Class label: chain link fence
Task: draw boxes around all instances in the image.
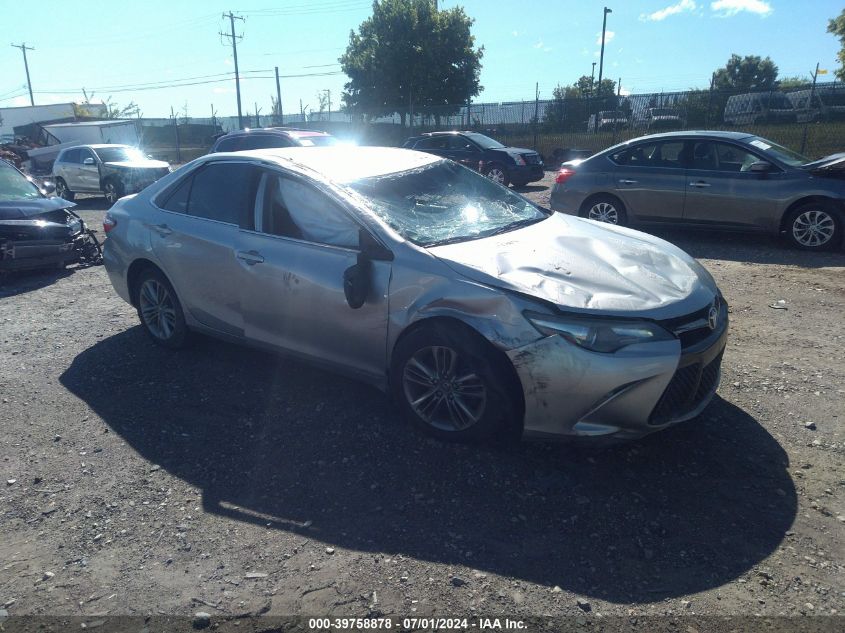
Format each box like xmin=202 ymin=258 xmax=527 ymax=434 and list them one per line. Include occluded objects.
xmin=137 ymin=82 xmax=845 ymax=164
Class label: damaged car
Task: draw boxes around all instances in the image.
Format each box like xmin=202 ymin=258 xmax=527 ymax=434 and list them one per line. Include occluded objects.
xmin=52 ymin=144 xmax=171 ymax=204
xmin=103 ymin=147 xmax=727 ymax=442
xmin=1 ymin=159 xmax=102 ymax=273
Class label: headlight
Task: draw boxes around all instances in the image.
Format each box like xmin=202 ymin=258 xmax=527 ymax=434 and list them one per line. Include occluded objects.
xmin=524 ymin=311 xmax=674 ymax=353
xmin=513 ymin=154 xmax=526 ymax=165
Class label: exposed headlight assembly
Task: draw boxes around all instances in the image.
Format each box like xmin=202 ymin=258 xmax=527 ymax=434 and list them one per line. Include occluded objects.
xmin=524 ymin=311 xmax=674 ymax=353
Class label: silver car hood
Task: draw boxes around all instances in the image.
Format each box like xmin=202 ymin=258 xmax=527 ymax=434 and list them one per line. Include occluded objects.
xmin=429 ymin=214 xmax=717 ymax=317
xmin=103 ymin=159 xmax=169 ymax=169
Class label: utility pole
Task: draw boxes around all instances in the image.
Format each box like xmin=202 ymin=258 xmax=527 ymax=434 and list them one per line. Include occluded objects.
xmin=170 ymin=106 xmax=181 ymax=163
xmin=220 ymin=12 xmax=245 ymax=129
xmin=801 ymin=62 xmax=821 ymax=155
xmin=11 ymin=43 xmax=35 ymax=106
xmin=533 ymin=82 xmax=539 ymax=150
xmin=596 ymin=7 xmax=612 ymax=131
xmin=300 ymin=99 xmax=305 ymax=124
xmin=274 ymin=66 xmax=283 ymax=125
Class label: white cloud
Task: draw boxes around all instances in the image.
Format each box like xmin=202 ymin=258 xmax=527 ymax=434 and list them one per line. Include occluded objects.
xmin=595 ymin=30 xmax=615 ymax=45
xmin=640 ymin=0 xmax=696 ymax=22
xmin=511 ymin=30 xmax=521 ymax=37
xmin=710 ymin=0 xmax=772 ymax=16
xmin=533 ymin=39 xmax=544 ymax=49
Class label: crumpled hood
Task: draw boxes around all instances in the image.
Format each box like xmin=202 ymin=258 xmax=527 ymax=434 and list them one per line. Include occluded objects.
xmin=429 ymin=214 xmax=718 ymax=318
xmin=802 ymin=152 xmax=845 ymax=172
xmin=104 ymin=159 xmax=169 ymax=169
xmin=0 ymin=196 xmax=76 ymax=220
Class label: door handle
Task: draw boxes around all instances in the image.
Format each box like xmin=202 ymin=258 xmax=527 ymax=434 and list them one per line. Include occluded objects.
xmin=236 ymin=250 xmax=265 ymax=265
xmin=618 ymin=179 xmax=638 ymax=185
xmin=145 ymin=223 xmax=173 ymax=236
xmin=689 ymin=181 xmax=711 ymax=188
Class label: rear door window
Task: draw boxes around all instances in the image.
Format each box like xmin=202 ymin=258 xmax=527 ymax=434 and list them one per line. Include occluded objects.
xmin=612 ymin=141 xmax=686 ymax=168
xmin=214 ymin=136 xmax=242 ymax=152
xmin=187 ymin=162 xmax=258 ymax=225
xmin=239 ymin=135 xmax=293 ymax=150
xmin=62 ymin=149 xmax=81 ymax=164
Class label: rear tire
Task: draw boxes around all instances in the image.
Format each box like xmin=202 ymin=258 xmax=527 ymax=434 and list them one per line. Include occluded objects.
xmin=581 ymin=194 xmax=628 ymax=226
xmin=134 ymin=268 xmax=189 ymax=349
xmin=391 ymin=322 xmax=519 ymax=443
xmin=55 ymin=178 xmax=75 ymax=201
xmin=784 ymin=201 xmax=841 ymax=251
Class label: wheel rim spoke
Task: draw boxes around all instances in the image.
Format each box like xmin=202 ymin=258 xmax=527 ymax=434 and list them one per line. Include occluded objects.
xmin=139 ymin=279 xmax=175 ymax=340
xmin=402 ymin=345 xmax=487 ymax=432
xmin=794 ymin=210 xmax=834 ymax=246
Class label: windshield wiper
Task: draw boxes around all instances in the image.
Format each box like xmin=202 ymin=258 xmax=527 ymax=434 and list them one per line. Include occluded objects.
xmin=481 ymin=216 xmax=546 ymax=238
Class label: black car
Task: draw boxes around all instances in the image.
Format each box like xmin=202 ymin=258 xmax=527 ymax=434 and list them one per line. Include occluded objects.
xmin=0 ymin=160 xmax=101 ymax=273
xmin=401 ymin=131 xmax=544 ymax=187
xmin=210 ymin=127 xmax=340 ymax=153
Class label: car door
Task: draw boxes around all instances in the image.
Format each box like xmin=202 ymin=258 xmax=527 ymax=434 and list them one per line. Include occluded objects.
xmin=446 ymin=135 xmax=482 ymax=169
xmin=237 ymin=169 xmax=391 ymax=378
xmin=58 ymin=148 xmax=82 ymax=189
xmin=77 ymin=147 xmax=101 ymax=192
xmin=611 ymin=139 xmax=688 ymax=222
xmin=681 ymin=140 xmax=783 ymax=228
xmin=414 ymin=136 xmax=451 ymax=160
xmin=150 ymin=160 xmax=258 ymax=337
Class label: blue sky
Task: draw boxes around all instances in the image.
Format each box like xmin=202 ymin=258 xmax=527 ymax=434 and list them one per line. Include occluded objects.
xmin=0 ymin=0 xmax=842 ymax=118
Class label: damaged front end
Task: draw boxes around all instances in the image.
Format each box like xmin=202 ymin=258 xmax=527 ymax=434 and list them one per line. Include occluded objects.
xmin=0 ymin=205 xmax=102 ymax=273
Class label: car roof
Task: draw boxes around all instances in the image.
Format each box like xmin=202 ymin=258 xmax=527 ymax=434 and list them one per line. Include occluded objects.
xmin=60 ymin=144 xmax=132 ymax=150
xmin=219 ymin=127 xmax=331 ymax=138
xmin=207 ymin=146 xmax=441 ymax=183
xmin=622 ymin=130 xmax=756 ymax=143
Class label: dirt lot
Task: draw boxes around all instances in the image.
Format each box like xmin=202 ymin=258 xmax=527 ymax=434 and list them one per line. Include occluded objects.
xmin=1 ymin=176 xmax=844 ymax=630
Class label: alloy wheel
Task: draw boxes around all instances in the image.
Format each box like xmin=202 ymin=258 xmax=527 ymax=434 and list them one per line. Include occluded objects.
xmin=402 ymin=345 xmax=487 ymax=432
xmin=792 ymin=209 xmax=835 ymax=247
xmin=588 ymin=202 xmax=619 ymax=224
xmin=139 ymin=279 xmax=177 ymax=341
xmin=56 ymin=180 xmax=69 ymax=199
xmin=104 ymin=182 xmax=119 ymax=204
xmin=486 ymin=168 xmax=506 ymax=185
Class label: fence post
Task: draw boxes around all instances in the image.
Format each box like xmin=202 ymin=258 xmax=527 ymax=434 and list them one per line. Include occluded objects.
xmin=533 ymin=83 xmax=539 ymax=151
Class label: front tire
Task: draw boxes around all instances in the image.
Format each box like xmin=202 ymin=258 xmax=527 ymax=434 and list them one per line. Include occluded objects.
xmin=391 ymin=322 xmax=519 ymax=442
xmin=55 ymin=178 xmax=75 ymax=201
xmin=581 ymin=194 xmax=628 ymax=226
xmin=135 ymin=268 xmax=188 ymax=349
xmin=103 ymin=179 xmax=125 ymax=205
xmin=485 ymin=164 xmax=510 ymax=187
xmin=785 ymin=202 xmax=841 ymax=251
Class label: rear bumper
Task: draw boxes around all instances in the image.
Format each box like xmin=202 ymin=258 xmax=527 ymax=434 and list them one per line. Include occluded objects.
xmin=508 ymin=308 xmax=728 ymax=441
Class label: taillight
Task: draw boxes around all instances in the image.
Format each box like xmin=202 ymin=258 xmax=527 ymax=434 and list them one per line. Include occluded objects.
xmin=555 ymin=168 xmax=576 ymax=184
xmin=103 ymin=214 xmax=117 ymax=233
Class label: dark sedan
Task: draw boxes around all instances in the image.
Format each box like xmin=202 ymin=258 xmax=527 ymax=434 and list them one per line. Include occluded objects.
xmin=550 ymin=131 xmax=845 ymax=251
xmin=0 ymin=160 xmax=101 ymax=273
xmin=402 ymin=131 xmax=544 ymax=187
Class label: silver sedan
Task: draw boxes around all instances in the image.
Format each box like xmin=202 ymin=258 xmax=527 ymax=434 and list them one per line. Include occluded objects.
xmin=103 ymin=147 xmax=728 ymax=442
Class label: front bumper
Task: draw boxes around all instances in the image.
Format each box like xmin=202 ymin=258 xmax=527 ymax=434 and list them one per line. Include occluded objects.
xmin=0 ymin=237 xmax=80 ymax=272
xmin=508 ymin=306 xmax=728 ymax=441
xmin=509 ymin=164 xmax=545 ymax=184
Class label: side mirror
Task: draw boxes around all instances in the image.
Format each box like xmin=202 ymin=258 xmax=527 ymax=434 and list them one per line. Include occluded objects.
xmin=749 ymin=160 xmax=773 ymax=173
xmin=83 ymin=157 xmax=95 ymax=166
xmin=343 ymin=253 xmax=372 ymax=309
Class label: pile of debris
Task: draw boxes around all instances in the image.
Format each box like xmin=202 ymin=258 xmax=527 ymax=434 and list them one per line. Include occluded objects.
xmin=0 ymin=138 xmax=42 ymax=169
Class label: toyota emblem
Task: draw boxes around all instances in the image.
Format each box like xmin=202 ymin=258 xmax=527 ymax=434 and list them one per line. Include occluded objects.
xmin=707 ymin=304 xmax=719 ymax=330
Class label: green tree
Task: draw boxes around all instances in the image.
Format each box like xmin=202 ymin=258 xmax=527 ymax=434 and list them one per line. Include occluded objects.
xmin=339 ymin=0 xmax=483 ymax=125
xmin=712 ymin=54 xmax=779 ymax=92
xmin=828 ymin=9 xmax=845 ymax=80
xmin=543 ymin=76 xmax=617 ymax=131
xmin=778 ymin=75 xmax=812 ymax=90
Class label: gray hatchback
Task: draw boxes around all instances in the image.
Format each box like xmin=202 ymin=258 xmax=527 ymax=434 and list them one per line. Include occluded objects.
xmin=550 ymin=131 xmax=845 ymax=251
xmin=103 ymin=147 xmax=727 ymax=443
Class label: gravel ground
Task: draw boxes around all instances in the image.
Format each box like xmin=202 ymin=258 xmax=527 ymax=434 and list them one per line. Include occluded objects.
xmin=1 ymin=180 xmax=843 ymax=629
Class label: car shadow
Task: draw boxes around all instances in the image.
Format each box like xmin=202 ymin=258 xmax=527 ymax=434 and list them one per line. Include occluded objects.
xmin=0 ymin=267 xmax=74 ymax=297
xmin=639 ymin=227 xmax=844 ymax=267
xmin=513 ymin=184 xmax=547 ymax=193
xmin=59 ymin=328 xmax=797 ymax=603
